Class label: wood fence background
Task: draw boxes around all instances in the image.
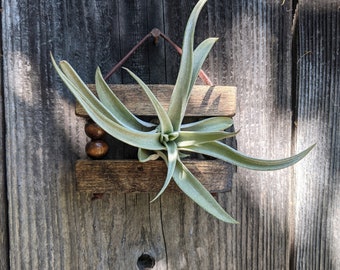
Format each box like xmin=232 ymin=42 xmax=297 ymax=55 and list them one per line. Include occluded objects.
xmin=1 ymin=0 xmax=339 ymax=269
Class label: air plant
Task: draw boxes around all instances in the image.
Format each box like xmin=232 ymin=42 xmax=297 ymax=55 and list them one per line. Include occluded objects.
xmin=51 ymin=0 xmax=314 ymax=223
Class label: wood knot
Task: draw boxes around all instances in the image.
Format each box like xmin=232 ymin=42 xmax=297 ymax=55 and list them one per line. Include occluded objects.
xmin=137 ymin=253 xmax=155 ymax=270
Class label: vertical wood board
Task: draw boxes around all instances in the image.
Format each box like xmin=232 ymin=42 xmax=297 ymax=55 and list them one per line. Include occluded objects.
xmin=224 ymin=1 xmax=295 ymax=268
xmin=294 ymin=2 xmax=340 ymax=269
xmin=0 ymin=2 xmax=9 ymax=268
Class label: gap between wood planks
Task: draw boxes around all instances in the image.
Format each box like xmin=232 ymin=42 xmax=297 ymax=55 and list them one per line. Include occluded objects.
xmin=289 ymin=1 xmax=300 ymax=269
xmin=0 ymin=1 xmax=10 ymax=268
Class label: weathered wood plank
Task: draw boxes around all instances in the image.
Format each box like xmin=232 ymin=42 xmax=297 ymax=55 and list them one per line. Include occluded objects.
xmin=116 ymin=0 xmax=170 ymax=84
xmin=0 ymin=2 xmax=9 ymax=267
xmin=76 ymin=159 xmax=233 ymax=193
xmin=222 ymin=0 xmax=294 ymax=268
xmin=75 ymin=84 xmax=237 ymax=117
xmin=293 ymin=2 xmax=340 ymax=269
xmin=0 ymin=113 xmax=8 ymax=268
xmin=2 ymin=1 xmax=122 ymax=269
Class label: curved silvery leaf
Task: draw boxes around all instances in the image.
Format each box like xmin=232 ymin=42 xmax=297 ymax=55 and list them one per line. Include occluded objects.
xmin=176 ymin=130 xmax=238 ymax=147
xmin=150 ymin=141 xmax=178 ymax=203
xmin=181 ymin=117 xmax=234 ymax=132
xmin=123 ymin=67 xmax=174 ymax=135
xmin=168 ymin=0 xmax=208 ymax=131
xmin=173 ymin=159 xmax=238 ymax=224
xmin=58 ymin=59 xmax=134 ymax=129
xmin=188 ymin=37 xmax=218 ymax=99
xmin=95 ymin=67 xmax=155 ymax=130
xmin=137 ymin=148 xmax=159 ymax=162
xmin=182 ymin=141 xmax=316 ymax=171
xmin=51 ymin=55 xmax=165 ymax=150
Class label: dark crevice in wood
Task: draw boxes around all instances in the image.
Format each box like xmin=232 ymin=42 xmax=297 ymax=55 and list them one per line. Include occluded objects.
xmin=289 ymin=1 xmax=299 ymax=269
xmin=291 ymin=1 xmax=299 ymax=148
xmin=159 ymin=199 xmax=169 ymax=268
xmin=0 ymin=0 xmax=10 ymax=268
xmin=291 ymin=0 xmax=299 ymax=144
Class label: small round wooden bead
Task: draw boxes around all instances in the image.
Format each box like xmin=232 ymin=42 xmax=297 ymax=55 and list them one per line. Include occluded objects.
xmin=85 ymin=140 xmax=109 ymax=158
xmin=85 ymin=122 xmax=106 ymax=139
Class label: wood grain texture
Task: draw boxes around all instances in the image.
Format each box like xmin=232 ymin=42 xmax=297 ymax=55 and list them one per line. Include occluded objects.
xmin=75 ymin=84 xmax=237 ymax=117
xmin=293 ymin=1 xmax=340 ymax=269
xmin=206 ymin=1 xmax=295 ymax=269
xmin=3 ymin=0 xmax=338 ymax=269
xmin=76 ymin=160 xmax=233 ymax=193
xmin=0 ymin=2 xmax=9 ymax=267
xmin=0 ymin=100 xmax=8 ymax=269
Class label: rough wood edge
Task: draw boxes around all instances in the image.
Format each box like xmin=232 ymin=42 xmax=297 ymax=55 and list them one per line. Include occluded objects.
xmin=76 ymin=84 xmax=237 ymax=117
xmin=76 ymin=159 xmax=233 ymax=193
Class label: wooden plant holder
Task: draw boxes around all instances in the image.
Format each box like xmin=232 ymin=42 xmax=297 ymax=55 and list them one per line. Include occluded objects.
xmin=75 ymin=84 xmax=237 ymax=194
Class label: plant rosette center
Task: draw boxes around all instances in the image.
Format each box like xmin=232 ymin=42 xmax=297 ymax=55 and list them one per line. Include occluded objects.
xmin=160 ymin=131 xmax=179 ymax=144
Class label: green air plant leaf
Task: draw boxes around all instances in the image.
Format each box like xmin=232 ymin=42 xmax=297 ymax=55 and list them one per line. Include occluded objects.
xmin=173 ymin=158 xmax=238 ymax=224
xmin=138 ymin=148 xmax=159 ymax=162
xmin=150 ymin=141 xmax=178 ymax=203
xmin=182 ymin=141 xmax=316 ymax=171
xmin=122 ymin=67 xmax=174 ymax=135
xmin=167 ymin=0 xmax=209 ymax=131
xmin=52 ymin=0 xmax=314 ymax=224
xmin=51 ymin=55 xmax=164 ymax=150
xmin=176 ymin=130 xmax=238 ymax=147
xmin=59 ymin=58 xmax=154 ymax=131
xmin=189 ymin=37 xmax=218 ymax=98
xmin=180 ymin=117 xmax=234 ymax=131
xmin=95 ymin=67 xmax=156 ymax=130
